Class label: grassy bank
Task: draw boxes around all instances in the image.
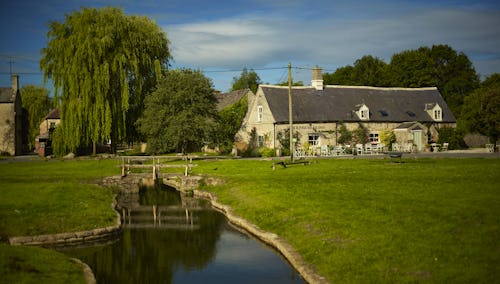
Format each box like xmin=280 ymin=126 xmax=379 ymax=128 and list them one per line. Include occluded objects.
xmin=193 ymin=158 xmax=500 ymax=283
xmin=0 ymin=159 xmax=119 ymax=238
xmin=0 ymin=244 xmax=86 ymax=283
xmin=1 ymin=157 xmax=499 ymax=283
xmin=0 ymin=158 xmax=122 ymax=283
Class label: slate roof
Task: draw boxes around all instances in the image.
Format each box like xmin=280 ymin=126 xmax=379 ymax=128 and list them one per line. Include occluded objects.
xmin=216 ymin=89 xmax=250 ymax=111
xmin=45 ymin=108 xmax=60 ymax=119
xmin=261 ymin=85 xmax=456 ymax=124
xmin=0 ymin=87 xmax=14 ymax=103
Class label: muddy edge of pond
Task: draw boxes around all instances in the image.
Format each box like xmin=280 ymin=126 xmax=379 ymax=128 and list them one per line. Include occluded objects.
xmin=194 ymin=189 xmax=329 ymax=284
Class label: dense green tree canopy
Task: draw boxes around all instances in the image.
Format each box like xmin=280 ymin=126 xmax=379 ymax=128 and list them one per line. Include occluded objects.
xmin=460 ymin=73 xmax=500 ymax=144
xmin=323 ymin=45 xmax=479 ymax=118
xmin=323 ymin=65 xmax=355 ymax=85
xmin=230 ymin=68 xmax=262 ymax=93
xmin=20 ymin=85 xmax=51 ymax=150
xmin=323 ymin=56 xmax=387 ymax=86
xmin=387 ymin=45 xmax=479 ymax=116
xmin=40 ymin=6 xmax=171 ymax=154
xmin=137 ymin=69 xmax=218 ymax=154
xmin=277 ymin=80 xmax=304 ymax=86
xmin=216 ymin=96 xmax=247 ymax=153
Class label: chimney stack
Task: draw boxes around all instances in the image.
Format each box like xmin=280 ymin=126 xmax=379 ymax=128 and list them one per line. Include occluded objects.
xmin=311 ymin=66 xmax=323 ymax=90
xmin=11 ymin=74 xmax=19 ymax=94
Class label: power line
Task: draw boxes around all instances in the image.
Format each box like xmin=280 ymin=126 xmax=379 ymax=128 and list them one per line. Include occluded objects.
xmin=0 ymin=65 xmax=331 ymax=77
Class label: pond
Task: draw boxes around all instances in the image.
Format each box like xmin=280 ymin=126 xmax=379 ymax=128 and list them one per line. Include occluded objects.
xmin=62 ymin=186 xmax=305 ymax=283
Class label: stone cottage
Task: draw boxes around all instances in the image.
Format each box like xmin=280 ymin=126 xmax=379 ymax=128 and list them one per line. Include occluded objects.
xmin=0 ymin=75 xmax=24 ymax=155
xmin=35 ymin=107 xmax=61 ymax=156
xmin=236 ymin=68 xmax=456 ymax=153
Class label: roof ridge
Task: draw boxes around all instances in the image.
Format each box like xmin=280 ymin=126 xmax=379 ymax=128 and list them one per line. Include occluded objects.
xmin=260 ymin=84 xmax=438 ymax=91
xmin=326 ymin=85 xmax=438 ymax=91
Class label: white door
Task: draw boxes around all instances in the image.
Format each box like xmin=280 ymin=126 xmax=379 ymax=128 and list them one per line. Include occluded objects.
xmin=412 ymin=130 xmax=423 ymax=152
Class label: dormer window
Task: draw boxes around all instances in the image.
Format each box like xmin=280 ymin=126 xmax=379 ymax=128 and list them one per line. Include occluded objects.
xmin=434 ymin=109 xmax=441 ymax=120
xmin=425 ymin=103 xmax=442 ymax=121
xmin=356 ymin=104 xmax=370 ymax=121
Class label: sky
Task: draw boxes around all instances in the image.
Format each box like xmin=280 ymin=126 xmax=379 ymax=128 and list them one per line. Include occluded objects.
xmin=1 ymin=0 xmax=499 ymax=93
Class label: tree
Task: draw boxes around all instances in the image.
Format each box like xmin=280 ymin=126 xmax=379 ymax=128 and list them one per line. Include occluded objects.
xmin=351 ymin=56 xmax=388 ymax=86
xmin=323 ymin=65 xmax=355 ymax=85
xmin=20 ymin=85 xmax=51 ymax=150
xmin=216 ymin=96 xmax=248 ymax=153
xmin=460 ymin=74 xmax=500 ymax=146
xmin=277 ymin=80 xmax=304 ymax=86
xmin=137 ymin=69 xmax=218 ymax=154
xmin=40 ymin=6 xmax=171 ymax=155
xmin=230 ymin=68 xmax=261 ymax=93
xmin=323 ymin=56 xmax=387 ymax=86
xmin=386 ymin=45 xmax=479 ymax=117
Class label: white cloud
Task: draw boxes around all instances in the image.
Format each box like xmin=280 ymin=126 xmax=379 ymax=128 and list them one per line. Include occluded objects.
xmin=163 ymin=4 xmax=500 ymax=89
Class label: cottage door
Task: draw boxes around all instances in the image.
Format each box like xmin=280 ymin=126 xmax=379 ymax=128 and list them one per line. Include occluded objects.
xmin=412 ymin=130 xmax=423 ymax=152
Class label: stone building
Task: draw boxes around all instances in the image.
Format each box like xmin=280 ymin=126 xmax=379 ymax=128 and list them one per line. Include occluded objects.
xmin=35 ymin=108 xmax=61 ymax=156
xmin=0 ymin=75 xmax=24 ymax=155
xmin=236 ymin=68 xmax=456 ymax=154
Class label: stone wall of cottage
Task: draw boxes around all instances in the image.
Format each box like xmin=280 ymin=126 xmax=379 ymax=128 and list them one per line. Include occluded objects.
xmin=270 ymin=121 xmax=456 ymax=151
xmin=39 ymin=118 xmax=61 ymax=136
xmin=0 ymin=103 xmax=16 ymax=155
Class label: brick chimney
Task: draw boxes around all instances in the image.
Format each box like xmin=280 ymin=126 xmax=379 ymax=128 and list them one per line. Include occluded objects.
xmin=11 ymin=74 xmax=19 ymax=94
xmin=311 ymin=66 xmax=323 ymax=90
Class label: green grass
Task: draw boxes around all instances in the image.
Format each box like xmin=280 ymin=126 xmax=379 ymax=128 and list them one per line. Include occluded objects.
xmin=0 ymin=159 xmax=120 ymax=237
xmin=0 ymin=158 xmax=121 ymax=284
xmin=0 ymin=244 xmax=86 ymax=283
xmin=193 ymin=158 xmax=500 ymax=283
xmin=1 ymin=157 xmax=499 ymax=283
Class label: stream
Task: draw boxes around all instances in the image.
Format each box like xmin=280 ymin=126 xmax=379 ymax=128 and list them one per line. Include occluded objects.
xmin=62 ymin=185 xmax=305 ymax=283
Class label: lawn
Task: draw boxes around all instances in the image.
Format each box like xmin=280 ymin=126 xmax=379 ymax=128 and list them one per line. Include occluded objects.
xmin=0 ymin=158 xmax=120 ymax=237
xmin=0 ymin=243 xmax=86 ymax=284
xmin=0 ymin=157 xmax=499 ymax=283
xmin=192 ymin=158 xmax=500 ymax=283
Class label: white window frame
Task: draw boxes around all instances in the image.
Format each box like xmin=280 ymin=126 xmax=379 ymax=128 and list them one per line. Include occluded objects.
xmin=434 ymin=109 xmax=442 ymax=121
xmin=257 ymin=105 xmax=263 ymax=122
xmin=369 ymin=132 xmax=380 ymax=143
xmin=257 ymin=135 xmax=265 ymax=147
xmin=308 ymin=134 xmax=320 ymax=146
xmin=357 ymin=104 xmax=370 ymax=121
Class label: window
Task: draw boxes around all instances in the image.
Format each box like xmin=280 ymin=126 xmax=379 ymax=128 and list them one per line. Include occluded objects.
xmin=357 ymin=104 xmax=370 ymax=120
xmin=361 ymin=110 xmax=368 ymax=119
xmin=369 ymin=132 xmax=380 ymax=143
xmin=425 ymin=103 xmax=442 ymax=121
xmin=258 ymin=135 xmax=265 ymax=147
xmin=406 ymin=110 xmax=416 ymax=117
xmin=49 ymin=122 xmax=56 ymax=129
xmin=434 ymin=109 xmax=442 ymax=120
xmin=257 ymin=105 xmax=263 ymax=122
xmin=308 ymin=134 xmax=320 ymax=146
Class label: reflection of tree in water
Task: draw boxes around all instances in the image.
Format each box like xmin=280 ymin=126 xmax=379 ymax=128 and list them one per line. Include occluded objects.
xmin=67 ymin=186 xmax=225 ymax=284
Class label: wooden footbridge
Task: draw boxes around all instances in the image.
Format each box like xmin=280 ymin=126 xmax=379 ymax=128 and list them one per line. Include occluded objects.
xmin=120 ymin=155 xmax=197 ymax=179
xmin=116 ymin=155 xmax=214 ymax=230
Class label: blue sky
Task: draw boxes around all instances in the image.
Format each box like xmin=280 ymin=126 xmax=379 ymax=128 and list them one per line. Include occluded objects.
xmin=1 ymin=0 xmax=499 ymax=93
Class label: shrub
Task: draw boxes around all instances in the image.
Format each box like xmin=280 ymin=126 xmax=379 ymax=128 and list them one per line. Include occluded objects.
xmin=438 ymin=127 xmax=466 ymax=149
xmin=258 ymin=147 xmax=276 ymax=157
xmin=337 ymin=124 xmax=352 ymax=145
xmin=380 ymin=129 xmax=396 ymax=149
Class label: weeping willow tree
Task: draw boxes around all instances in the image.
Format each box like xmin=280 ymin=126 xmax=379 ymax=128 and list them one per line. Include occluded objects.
xmin=40 ymin=7 xmax=171 ymax=155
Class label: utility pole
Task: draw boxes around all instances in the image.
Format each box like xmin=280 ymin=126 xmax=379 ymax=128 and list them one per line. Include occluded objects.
xmin=8 ymin=56 xmax=14 ymax=75
xmin=288 ymin=63 xmax=294 ymax=162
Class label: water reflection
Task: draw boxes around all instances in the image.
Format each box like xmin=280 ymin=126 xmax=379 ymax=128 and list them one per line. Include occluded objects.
xmin=64 ymin=186 xmax=304 ymax=284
